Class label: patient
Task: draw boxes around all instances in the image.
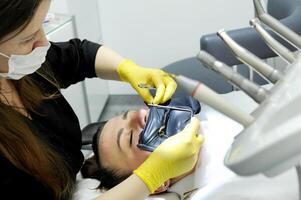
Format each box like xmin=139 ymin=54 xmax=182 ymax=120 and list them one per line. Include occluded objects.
xmin=81 ymin=96 xmax=234 ymax=199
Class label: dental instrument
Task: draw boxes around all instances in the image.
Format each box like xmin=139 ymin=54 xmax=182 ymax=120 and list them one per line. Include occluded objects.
xmin=197 ymin=50 xmax=270 ymax=103
xmin=253 ymin=0 xmax=301 ymax=50
xmin=138 ymin=83 xmax=156 ymax=90
xmin=250 ymin=18 xmax=297 ymax=64
xmin=146 ymin=104 xmax=194 ymax=118
xmin=174 ymin=75 xmax=254 ymax=127
xmin=217 ymin=29 xmax=283 ymax=83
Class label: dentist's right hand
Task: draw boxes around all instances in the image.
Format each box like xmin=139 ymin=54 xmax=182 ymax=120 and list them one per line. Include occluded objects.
xmin=133 ymin=117 xmax=204 ymax=193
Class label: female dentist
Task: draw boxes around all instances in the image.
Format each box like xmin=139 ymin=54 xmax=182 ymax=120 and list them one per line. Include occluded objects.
xmin=0 ymin=0 xmax=204 ymax=199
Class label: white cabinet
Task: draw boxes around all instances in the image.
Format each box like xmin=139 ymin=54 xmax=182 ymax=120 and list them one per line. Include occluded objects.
xmin=45 ymin=14 xmax=109 ymax=128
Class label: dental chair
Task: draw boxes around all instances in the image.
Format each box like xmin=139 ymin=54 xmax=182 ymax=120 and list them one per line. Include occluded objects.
xmin=164 ymin=0 xmax=301 ymax=97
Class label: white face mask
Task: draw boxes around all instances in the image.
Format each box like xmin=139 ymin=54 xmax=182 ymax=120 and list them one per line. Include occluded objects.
xmin=0 ymin=43 xmax=51 ymax=80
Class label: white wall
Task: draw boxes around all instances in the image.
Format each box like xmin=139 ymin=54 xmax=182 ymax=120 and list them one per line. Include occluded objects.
xmin=49 ymin=0 xmax=109 ymax=125
xmin=49 ymin=0 xmax=102 ymax=43
xmin=50 ymin=0 xmax=255 ymax=95
xmin=48 ymin=0 xmax=68 ymax=14
xmin=97 ymin=0 xmax=254 ymax=94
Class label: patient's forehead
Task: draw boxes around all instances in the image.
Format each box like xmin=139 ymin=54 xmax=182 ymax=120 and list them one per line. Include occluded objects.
xmin=98 ymin=116 xmax=131 ymax=172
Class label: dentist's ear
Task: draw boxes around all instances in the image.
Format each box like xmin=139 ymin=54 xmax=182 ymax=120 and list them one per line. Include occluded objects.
xmin=153 ymin=180 xmax=171 ymax=194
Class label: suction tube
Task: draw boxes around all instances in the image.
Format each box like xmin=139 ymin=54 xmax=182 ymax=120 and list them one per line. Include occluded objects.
xmin=217 ymin=29 xmax=283 ymax=84
xmin=250 ymin=18 xmax=296 ymax=64
xmin=253 ymin=0 xmax=301 ymax=50
xmin=197 ymin=50 xmax=270 ymax=103
xmin=174 ymin=75 xmax=254 ymax=127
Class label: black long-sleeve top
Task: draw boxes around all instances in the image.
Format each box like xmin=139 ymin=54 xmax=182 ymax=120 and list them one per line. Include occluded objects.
xmin=0 ymin=39 xmax=101 ymax=199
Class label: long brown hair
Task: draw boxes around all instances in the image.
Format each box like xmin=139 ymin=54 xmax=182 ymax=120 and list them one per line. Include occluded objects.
xmin=0 ymin=1 xmax=74 ymax=199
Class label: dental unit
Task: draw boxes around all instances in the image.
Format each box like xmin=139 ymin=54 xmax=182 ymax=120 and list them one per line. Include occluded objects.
xmin=197 ymin=50 xmax=269 ymax=104
xmin=172 ymin=0 xmax=301 ymax=199
xmin=253 ymin=0 xmax=301 ymax=50
xmin=250 ymin=18 xmax=297 ymax=64
xmin=217 ymin=29 xmax=283 ymax=84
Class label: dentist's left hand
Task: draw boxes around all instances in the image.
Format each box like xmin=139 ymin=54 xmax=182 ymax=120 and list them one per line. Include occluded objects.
xmin=117 ymin=59 xmax=177 ymax=104
xmin=133 ymin=117 xmax=204 ymax=193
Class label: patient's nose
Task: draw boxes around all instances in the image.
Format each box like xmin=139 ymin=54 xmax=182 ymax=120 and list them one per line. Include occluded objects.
xmin=137 ymin=109 xmax=148 ymax=128
xmin=128 ymin=110 xmax=146 ymax=130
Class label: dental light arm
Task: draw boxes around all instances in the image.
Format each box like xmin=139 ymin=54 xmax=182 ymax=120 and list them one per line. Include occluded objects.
xmin=253 ymin=0 xmax=301 ymax=50
xmin=197 ymin=50 xmax=270 ymax=103
xmin=250 ymin=18 xmax=297 ymax=64
xmin=174 ymin=75 xmax=254 ymax=127
xmin=217 ymin=29 xmax=283 ymax=84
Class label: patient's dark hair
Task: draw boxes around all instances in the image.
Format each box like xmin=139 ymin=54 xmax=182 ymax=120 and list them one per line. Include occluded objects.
xmin=81 ymin=121 xmax=131 ymax=190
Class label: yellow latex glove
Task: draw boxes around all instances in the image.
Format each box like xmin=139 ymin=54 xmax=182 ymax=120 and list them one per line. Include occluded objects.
xmin=117 ymin=59 xmax=177 ymax=104
xmin=133 ymin=117 xmax=204 ymax=193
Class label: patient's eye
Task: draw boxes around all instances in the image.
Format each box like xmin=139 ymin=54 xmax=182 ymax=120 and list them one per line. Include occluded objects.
xmin=122 ymin=110 xmax=129 ymax=120
xmin=129 ymin=131 xmax=133 ymax=147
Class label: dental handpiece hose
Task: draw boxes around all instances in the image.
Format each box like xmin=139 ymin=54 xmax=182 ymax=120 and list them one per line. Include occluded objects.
xmin=250 ymin=18 xmax=296 ymax=64
xmin=218 ymin=29 xmax=283 ymax=84
xmin=197 ymin=51 xmax=270 ymax=104
xmin=175 ymin=75 xmax=254 ymax=127
xmin=253 ymin=0 xmax=301 ymax=50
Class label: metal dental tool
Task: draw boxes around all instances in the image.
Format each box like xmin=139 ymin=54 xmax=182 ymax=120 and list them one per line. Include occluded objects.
xmin=147 ymin=104 xmax=194 ymax=118
xmin=250 ymin=18 xmax=297 ymax=64
xmin=138 ymin=83 xmax=157 ymax=90
xmin=217 ymin=29 xmax=284 ymax=84
xmin=174 ymin=75 xmax=254 ymax=127
xmin=253 ymin=0 xmax=301 ymax=50
xmin=138 ymin=83 xmax=157 ymax=98
xmin=197 ymin=50 xmax=270 ymax=104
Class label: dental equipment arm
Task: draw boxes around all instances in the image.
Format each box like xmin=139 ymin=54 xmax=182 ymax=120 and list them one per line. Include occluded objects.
xmin=197 ymin=50 xmax=269 ymax=103
xmin=225 ymin=57 xmax=301 ymax=178
xmin=200 ymin=0 xmax=301 ymax=67
xmin=250 ymin=18 xmax=297 ymax=64
xmin=174 ymin=75 xmax=254 ymax=127
xmin=196 ymin=1 xmax=301 ymax=199
xmin=253 ymin=0 xmax=301 ymax=50
xmin=217 ymin=30 xmax=283 ymax=83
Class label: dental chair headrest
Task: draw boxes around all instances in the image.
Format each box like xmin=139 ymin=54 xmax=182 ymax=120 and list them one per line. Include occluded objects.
xmin=137 ymin=96 xmax=201 ymax=152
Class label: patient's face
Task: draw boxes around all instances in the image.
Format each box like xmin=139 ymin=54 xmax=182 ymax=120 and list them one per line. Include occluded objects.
xmin=97 ymin=108 xmax=151 ymax=175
